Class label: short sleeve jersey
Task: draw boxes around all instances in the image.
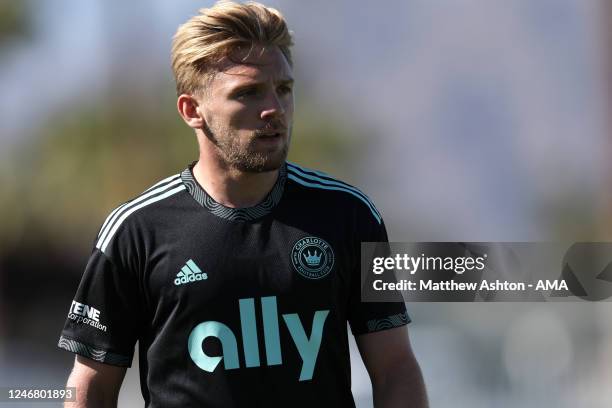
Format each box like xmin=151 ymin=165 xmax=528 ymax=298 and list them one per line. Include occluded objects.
xmin=58 ymin=161 xmax=409 ymax=408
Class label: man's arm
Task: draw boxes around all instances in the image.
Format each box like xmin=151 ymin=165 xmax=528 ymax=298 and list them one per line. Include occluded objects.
xmin=356 ymin=326 xmax=428 ymax=408
xmin=64 ymin=356 xmax=127 ymax=408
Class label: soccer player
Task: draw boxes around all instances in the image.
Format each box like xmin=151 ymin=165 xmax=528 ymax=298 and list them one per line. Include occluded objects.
xmin=58 ymin=2 xmax=428 ymax=407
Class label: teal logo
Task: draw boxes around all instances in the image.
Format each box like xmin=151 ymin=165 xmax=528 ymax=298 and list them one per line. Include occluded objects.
xmin=188 ymin=296 xmax=329 ymax=381
xmin=291 ymin=236 xmax=334 ymax=279
xmin=304 ymin=250 xmax=322 ymax=266
xmin=174 ymin=259 xmax=207 ymax=286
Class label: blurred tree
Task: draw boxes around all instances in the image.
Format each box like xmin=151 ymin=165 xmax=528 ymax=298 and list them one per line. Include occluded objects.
xmin=9 ymin=87 xmax=195 ymax=254
xmin=0 ymin=83 xmax=363 ymax=255
xmin=0 ymin=0 xmax=31 ymax=46
xmin=290 ymin=92 xmax=364 ymax=180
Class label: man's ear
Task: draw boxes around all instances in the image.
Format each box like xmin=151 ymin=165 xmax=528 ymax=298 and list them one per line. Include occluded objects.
xmin=177 ymin=94 xmax=205 ymax=129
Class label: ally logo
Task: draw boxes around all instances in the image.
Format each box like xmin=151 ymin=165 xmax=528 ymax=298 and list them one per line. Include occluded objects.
xmin=188 ymin=296 xmax=329 ymax=381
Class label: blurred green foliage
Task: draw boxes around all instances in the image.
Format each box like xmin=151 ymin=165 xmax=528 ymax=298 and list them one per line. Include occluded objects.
xmin=0 ymin=83 xmax=363 ymax=253
xmin=0 ymin=0 xmax=31 ymax=45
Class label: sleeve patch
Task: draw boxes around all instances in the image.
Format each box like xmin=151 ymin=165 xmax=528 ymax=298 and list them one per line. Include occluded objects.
xmin=366 ymin=311 xmax=410 ymax=332
xmin=58 ymin=336 xmax=132 ymax=367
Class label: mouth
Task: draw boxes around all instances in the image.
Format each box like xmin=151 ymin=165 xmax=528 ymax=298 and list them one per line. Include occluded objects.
xmin=255 ymin=131 xmax=285 ymax=141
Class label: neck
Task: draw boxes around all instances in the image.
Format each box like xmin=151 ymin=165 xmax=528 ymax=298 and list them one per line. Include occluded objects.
xmin=192 ymin=152 xmax=280 ymax=209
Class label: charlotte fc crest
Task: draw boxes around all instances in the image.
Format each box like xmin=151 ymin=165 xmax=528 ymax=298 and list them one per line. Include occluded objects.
xmin=291 ymin=236 xmax=335 ymax=279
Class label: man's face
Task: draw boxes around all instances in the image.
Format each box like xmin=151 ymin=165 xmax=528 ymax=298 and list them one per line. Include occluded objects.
xmin=197 ymin=45 xmax=294 ymax=173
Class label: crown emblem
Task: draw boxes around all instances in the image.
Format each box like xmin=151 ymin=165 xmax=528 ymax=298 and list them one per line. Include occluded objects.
xmin=303 ymin=250 xmax=322 ymax=266
xmin=291 ymin=236 xmax=335 ymax=280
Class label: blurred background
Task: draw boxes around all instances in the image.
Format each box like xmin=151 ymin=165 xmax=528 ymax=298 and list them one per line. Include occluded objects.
xmin=1 ymin=0 xmax=611 ymax=406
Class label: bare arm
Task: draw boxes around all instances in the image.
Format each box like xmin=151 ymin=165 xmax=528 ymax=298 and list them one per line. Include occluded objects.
xmin=356 ymin=326 xmax=428 ymax=408
xmin=64 ymin=356 xmax=127 ymax=408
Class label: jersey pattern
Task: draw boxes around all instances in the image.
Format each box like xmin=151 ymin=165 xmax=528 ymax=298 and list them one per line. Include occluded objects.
xmin=58 ymin=161 xmax=409 ymax=408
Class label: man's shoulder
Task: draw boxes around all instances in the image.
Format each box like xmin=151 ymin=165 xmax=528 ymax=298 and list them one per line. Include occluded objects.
xmin=94 ymin=172 xmax=187 ymax=254
xmin=285 ymin=162 xmax=382 ymax=225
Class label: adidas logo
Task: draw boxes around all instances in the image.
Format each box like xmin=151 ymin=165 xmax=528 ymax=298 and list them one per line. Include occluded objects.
xmin=174 ymin=259 xmax=208 ymax=286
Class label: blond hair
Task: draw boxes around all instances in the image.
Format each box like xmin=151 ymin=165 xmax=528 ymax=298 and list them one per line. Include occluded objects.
xmin=171 ymin=1 xmax=293 ymax=95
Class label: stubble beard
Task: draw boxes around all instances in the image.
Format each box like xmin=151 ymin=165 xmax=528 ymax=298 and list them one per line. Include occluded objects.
xmin=203 ymin=121 xmax=291 ymax=173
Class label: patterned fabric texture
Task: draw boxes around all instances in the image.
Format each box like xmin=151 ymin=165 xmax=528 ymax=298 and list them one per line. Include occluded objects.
xmin=181 ymin=163 xmax=287 ymax=221
xmin=58 ymin=336 xmax=131 ymax=366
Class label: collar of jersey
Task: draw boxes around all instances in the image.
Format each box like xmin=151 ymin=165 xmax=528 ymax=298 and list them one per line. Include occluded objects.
xmin=181 ymin=161 xmax=287 ymax=222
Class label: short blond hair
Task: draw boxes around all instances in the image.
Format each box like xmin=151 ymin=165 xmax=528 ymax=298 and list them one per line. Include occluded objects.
xmin=171 ymin=1 xmax=293 ymax=95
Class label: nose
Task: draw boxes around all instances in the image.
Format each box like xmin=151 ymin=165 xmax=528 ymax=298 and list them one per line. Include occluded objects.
xmin=260 ymin=91 xmax=285 ymax=121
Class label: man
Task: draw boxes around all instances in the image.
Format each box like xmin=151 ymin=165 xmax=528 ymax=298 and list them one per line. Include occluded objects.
xmin=58 ymin=2 xmax=428 ymax=407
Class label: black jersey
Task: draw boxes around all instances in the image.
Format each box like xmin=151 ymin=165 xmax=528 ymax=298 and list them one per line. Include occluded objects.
xmin=58 ymin=161 xmax=409 ymax=408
